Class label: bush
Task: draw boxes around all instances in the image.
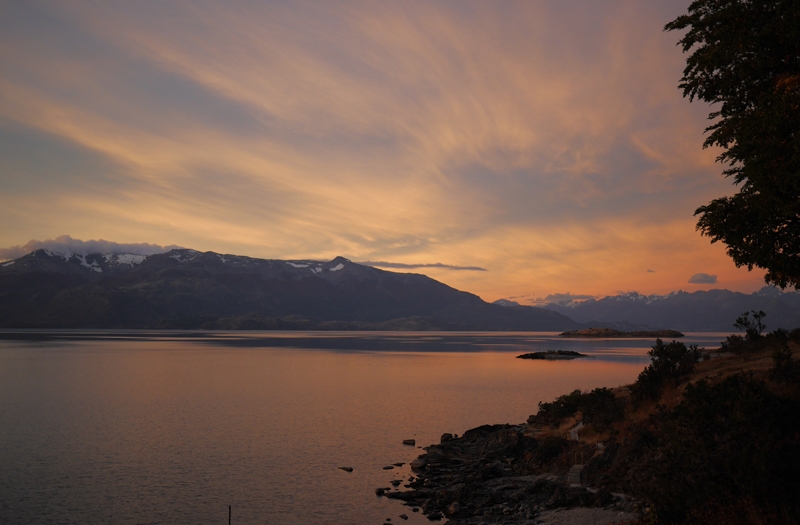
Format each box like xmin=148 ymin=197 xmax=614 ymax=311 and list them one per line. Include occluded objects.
xmin=533 ymin=387 xmax=624 ymax=431
xmin=734 ymin=310 xmax=767 ymax=342
xmin=629 ymin=339 xmax=701 ymax=403
xmin=720 ymin=333 xmax=747 ymax=354
xmin=534 ymin=435 xmax=569 ymax=464
xmin=723 ymin=311 xmax=768 ymax=358
xmin=635 ymin=373 xmax=800 ymax=523
xmin=770 ymin=331 xmax=800 ymax=384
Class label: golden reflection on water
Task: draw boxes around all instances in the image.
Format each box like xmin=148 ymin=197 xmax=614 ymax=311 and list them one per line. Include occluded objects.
xmin=0 ymin=332 xmax=717 ymax=524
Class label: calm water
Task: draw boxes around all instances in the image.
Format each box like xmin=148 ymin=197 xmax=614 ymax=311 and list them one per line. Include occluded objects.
xmin=0 ymin=331 xmax=726 ymax=524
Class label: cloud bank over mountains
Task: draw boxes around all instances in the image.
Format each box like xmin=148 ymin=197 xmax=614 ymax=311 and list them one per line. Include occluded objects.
xmin=0 ymin=235 xmax=181 ymax=261
xmin=0 ymin=236 xmax=482 ymax=272
xmin=528 ymin=292 xmax=598 ymax=306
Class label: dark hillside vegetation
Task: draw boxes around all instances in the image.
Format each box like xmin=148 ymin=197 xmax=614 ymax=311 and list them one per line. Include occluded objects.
xmin=400 ymin=316 xmax=800 ymax=524
xmin=535 ymin=325 xmax=800 ymax=524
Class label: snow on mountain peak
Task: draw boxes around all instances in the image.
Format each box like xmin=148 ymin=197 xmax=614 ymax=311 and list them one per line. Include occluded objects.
xmin=77 ymin=254 xmax=102 ymax=272
xmin=104 ymin=253 xmax=147 ymax=266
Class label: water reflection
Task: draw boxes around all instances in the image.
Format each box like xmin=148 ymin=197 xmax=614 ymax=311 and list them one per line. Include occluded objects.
xmin=0 ymin=331 xmax=731 ymax=523
xmin=0 ymin=330 xmax=729 ymax=361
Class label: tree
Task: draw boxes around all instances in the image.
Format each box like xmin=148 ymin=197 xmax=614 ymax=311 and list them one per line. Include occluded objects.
xmin=629 ymin=339 xmax=701 ymax=402
xmin=665 ymin=1 xmax=800 ymax=289
xmin=733 ymin=309 xmax=766 ymax=341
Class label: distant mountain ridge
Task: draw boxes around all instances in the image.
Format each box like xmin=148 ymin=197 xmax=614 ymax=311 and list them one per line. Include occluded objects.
xmin=541 ymin=288 xmax=800 ymax=332
xmin=0 ymin=248 xmax=580 ymax=330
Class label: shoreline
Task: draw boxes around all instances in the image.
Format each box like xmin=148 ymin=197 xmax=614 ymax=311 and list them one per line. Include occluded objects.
xmin=384 ymin=424 xmax=639 ymax=524
xmin=379 ymin=336 xmax=800 ymax=524
xmin=559 ymin=328 xmax=684 ymax=338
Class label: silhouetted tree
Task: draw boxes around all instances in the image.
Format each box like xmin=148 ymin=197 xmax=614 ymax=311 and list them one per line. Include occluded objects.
xmin=665 ymin=1 xmax=800 ymax=288
xmin=733 ymin=309 xmax=767 ymax=341
xmin=630 ymin=339 xmax=701 ymax=402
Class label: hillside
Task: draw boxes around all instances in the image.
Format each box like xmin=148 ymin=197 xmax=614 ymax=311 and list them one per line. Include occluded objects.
xmin=0 ymin=248 xmax=579 ymax=330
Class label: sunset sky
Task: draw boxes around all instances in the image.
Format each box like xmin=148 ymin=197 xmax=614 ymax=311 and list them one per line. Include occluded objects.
xmin=0 ymin=1 xmax=769 ymax=304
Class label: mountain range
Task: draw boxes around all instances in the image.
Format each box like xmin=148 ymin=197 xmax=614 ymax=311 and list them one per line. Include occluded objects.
xmin=537 ymin=288 xmax=800 ymax=332
xmin=0 ymin=248 xmax=578 ymax=330
xmin=2 ymin=247 xmax=797 ymax=331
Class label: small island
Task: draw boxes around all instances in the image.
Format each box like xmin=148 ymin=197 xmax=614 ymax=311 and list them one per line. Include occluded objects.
xmin=560 ymin=327 xmax=684 ymax=338
xmin=516 ymin=350 xmax=590 ymax=360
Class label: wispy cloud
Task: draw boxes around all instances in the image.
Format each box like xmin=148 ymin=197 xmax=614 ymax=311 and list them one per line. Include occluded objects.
xmin=359 ymin=261 xmax=486 ymax=271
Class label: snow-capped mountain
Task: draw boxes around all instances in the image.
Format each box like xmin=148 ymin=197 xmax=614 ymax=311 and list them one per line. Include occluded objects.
xmin=0 ymin=248 xmax=580 ymax=330
xmin=542 ymin=288 xmax=800 ymax=332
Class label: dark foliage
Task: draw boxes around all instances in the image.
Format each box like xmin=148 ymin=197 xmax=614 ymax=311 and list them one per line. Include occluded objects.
xmin=635 ymin=374 xmax=800 ymax=524
xmin=770 ymin=329 xmax=800 ymax=383
xmin=665 ymin=1 xmax=800 ymax=288
xmin=722 ymin=310 xmax=767 ymax=356
xmin=629 ymin=339 xmax=701 ymax=403
xmin=734 ymin=310 xmax=767 ymax=341
xmin=720 ymin=333 xmax=747 ymax=355
xmin=533 ymin=387 xmax=624 ymax=431
xmin=533 ymin=435 xmax=570 ymax=465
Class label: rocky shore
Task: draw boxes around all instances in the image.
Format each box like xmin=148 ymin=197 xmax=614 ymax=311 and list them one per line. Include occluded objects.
xmin=377 ymin=332 xmax=800 ymax=524
xmin=382 ymin=425 xmax=638 ymax=524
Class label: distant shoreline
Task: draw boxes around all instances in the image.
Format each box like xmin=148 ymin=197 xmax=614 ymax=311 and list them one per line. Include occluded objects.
xmin=560 ymin=327 xmax=684 ymax=338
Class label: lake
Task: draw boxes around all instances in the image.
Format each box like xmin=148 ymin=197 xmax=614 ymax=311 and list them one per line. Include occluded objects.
xmin=0 ymin=331 xmax=727 ymax=524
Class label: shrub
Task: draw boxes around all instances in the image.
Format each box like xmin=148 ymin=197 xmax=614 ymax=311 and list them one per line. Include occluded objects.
xmin=734 ymin=310 xmax=767 ymax=342
xmin=770 ymin=331 xmax=800 ymax=384
xmin=635 ymin=373 xmax=800 ymax=523
xmin=720 ymin=333 xmax=747 ymax=354
xmin=629 ymin=339 xmax=701 ymax=403
xmin=723 ymin=310 xmax=768 ymax=358
xmin=534 ymin=388 xmax=624 ymax=431
xmin=534 ymin=435 xmax=569 ymax=464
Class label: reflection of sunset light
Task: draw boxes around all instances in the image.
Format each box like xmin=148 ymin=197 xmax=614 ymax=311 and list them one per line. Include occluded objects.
xmin=0 ymin=1 xmax=766 ymax=300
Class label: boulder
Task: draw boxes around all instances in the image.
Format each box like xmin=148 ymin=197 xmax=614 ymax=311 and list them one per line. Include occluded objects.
xmin=410 ymin=458 xmax=428 ymax=471
xmin=446 ymin=501 xmax=461 ymax=515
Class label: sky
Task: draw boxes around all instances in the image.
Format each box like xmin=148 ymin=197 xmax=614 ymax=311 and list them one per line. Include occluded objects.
xmin=0 ymin=0 xmax=770 ymax=304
